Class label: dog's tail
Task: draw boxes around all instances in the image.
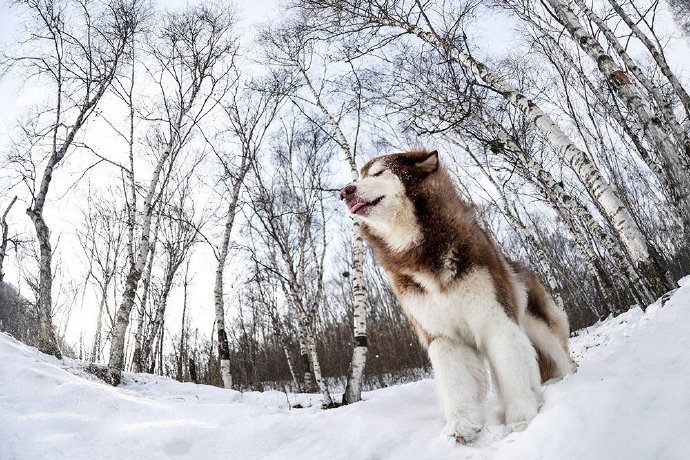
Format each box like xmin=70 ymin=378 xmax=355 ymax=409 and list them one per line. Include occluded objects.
xmin=513 ymin=263 xmax=576 ymax=382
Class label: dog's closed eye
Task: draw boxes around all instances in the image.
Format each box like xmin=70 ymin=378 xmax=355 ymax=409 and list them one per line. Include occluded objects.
xmin=372 ymin=170 xmax=384 ymax=177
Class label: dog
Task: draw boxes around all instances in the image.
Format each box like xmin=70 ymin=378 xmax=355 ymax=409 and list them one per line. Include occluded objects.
xmin=340 ymin=150 xmax=575 ymax=443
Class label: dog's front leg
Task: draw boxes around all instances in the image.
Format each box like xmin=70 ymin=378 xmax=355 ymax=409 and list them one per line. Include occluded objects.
xmin=428 ymin=337 xmax=487 ymax=443
xmin=484 ymin=316 xmax=543 ymax=432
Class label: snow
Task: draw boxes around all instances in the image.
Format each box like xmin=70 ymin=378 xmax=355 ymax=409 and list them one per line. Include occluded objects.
xmin=2 ymin=278 xmax=690 ymax=459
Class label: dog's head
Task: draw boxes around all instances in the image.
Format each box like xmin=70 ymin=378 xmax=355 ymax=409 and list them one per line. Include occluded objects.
xmin=340 ymin=150 xmax=440 ymax=251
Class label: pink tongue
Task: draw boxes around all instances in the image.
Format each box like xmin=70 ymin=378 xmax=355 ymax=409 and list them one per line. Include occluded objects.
xmin=350 ymin=202 xmax=367 ymax=213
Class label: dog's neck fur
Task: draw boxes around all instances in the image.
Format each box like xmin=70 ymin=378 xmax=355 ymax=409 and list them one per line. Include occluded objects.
xmin=360 ymin=167 xmax=487 ymax=293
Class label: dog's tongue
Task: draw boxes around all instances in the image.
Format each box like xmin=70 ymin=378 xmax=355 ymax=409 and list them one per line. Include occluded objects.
xmin=350 ymin=201 xmax=367 ymax=214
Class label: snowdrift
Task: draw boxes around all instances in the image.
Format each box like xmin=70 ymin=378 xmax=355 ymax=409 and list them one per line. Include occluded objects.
xmin=2 ymin=277 xmax=690 ymax=459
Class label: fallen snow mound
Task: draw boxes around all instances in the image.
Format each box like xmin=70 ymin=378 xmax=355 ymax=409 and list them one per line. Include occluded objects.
xmin=2 ymin=278 xmax=690 ymax=459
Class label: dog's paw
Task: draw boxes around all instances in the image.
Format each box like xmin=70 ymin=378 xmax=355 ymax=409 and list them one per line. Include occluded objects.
xmin=442 ymin=416 xmax=483 ymax=444
xmin=504 ymin=397 xmax=539 ymax=433
xmin=506 ymin=419 xmax=530 ymax=433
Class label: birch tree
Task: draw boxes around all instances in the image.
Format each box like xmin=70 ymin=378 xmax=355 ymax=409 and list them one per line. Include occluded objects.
xmin=247 ymin=120 xmax=335 ymax=406
xmin=606 ymin=0 xmax=690 ymax=120
xmin=140 ymin=175 xmax=200 ymax=373
xmin=0 ymin=197 xmax=18 ymax=284
xmin=209 ymin=77 xmax=285 ymax=389
xmin=131 ymin=213 xmax=161 ymax=373
xmin=1 ymin=0 xmax=141 ymax=358
xmin=76 ymin=191 xmax=127 ymax=362
xmin=263 ymin=23 xmax=369 ymax=404
xmin=108 ymin=5 xmax=238 ymax=384
xmin=538 ymin=0 xmax=690 ymax=233
xmin=296 ymin=0 xmax=670 ymax=297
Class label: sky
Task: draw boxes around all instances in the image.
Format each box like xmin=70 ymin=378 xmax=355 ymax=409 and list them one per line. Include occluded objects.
xmin=0 ymin=0 xmax=285 ymax=350
xmin=1 ymin=0 xmax=689 ymax=356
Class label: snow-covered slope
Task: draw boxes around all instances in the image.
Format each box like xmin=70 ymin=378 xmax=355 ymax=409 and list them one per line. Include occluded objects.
xmin=2 ymin=278 xmax=690 ymax=460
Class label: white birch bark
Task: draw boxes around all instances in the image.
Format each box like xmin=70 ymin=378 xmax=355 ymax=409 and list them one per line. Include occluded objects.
xmin=545 ymin=0 xmax=690 ymax=228
xmin=213 ymin=167 xmax=248 ymax=389
xmin=607 ymin=0 xmax=690 ymax=122
xmin=288 ymin=284 xmax=330 ymax=404
xmin=219 ymin=359 xmax=233 ymax=389
xmin=305 ymin=322 xmax=333 ymax=406
xmin=298 ymin=328 xmax=314 ymax=390
xmin=0 ymin=196 xmax=18 ymax=284
xmin=281 ymin=338 xmax=300 ymax=392
xmin=108 ymin=145 xmax=173 ymax=384
xmin=477 ymin=116 xmax=655 ymax=305
xmin=89 ymin=278 xmax=111 ymax=362
xmin=299 ymin=66 xmax=368 ymax=405
xmin=131 ymin=215 xmax=160 ymax=373
xmin=142 ymin=283 xmax=172 ymax=372
xmin=313 ymin=4 xmax=655 ymax=269
xmin=343 ymin=227 xmax=368 ymax=404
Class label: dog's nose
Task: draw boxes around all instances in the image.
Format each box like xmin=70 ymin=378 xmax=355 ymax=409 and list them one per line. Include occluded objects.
xmin=340 ymin=184 xmax=356 ymax=200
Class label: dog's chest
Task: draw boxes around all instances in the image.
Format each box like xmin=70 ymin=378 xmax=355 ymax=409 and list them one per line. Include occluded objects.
xmin=398 ymin=267 xmax=501 ymax=343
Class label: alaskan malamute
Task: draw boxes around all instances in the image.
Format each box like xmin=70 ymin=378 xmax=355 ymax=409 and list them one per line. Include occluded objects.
xmin=340 ymin=150 xmax=575 ymax=443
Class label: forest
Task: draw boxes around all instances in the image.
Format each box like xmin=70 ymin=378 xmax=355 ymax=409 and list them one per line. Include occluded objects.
xmin=0 ymin=0 xmax=689 ymax=408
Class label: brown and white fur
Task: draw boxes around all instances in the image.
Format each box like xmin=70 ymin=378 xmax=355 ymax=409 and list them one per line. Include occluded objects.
xmin=340 ymin=150 xmax=575 ymax=443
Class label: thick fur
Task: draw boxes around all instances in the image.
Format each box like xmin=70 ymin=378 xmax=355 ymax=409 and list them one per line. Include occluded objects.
xmin=341 ymin=150 xmax=576 ymax=443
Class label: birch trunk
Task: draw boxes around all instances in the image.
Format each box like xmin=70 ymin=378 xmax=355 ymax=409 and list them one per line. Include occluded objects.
xmin=342 ymin=227 xmax=368 ymax=404
xmin=0 ymin=196 xmax=18 ymax=283
xmin=300 ymin=66 xmax=368 ymax=404
xmin=27 ymin=87 xmax=111 ymax=360
xmin=107 ymin=144 xmax=174 ymax=384
xmin=358 ymin=9 xmax=669 ymax=295
xmin=298 ymin=326 xmax=314 ymax=390
xmin=479 ymin=116 xmax=655 ymax=305
xmin=213 ymin=157 xmax=251 ymax=389
xmin=90 ymin=279 xmax=111 ymax=362
xmin=545 ymin=0 xmax=690 ymax=231
xmin=27 ymin=212 xmax=62 ymax=358
xmin=177 ymin=266 xmax=190 ymax=381
xmin=131 ymin=216 xmax=160 ymax=373
xmin=142 ymin=284 xmax=171 ymax=372
xmin=214 ymin=214 xmax=234 ymax=389
xmin=281 ymin=338 xmax=300 ymax=392
xmin=267 ymin=304 xmax=301 ymax=391
xmin=607 ymin=0 xmax=690 ymax=122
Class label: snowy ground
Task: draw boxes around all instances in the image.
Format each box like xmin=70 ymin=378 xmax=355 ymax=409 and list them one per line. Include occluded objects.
xmin=2 ymin=279 xmax=690 ymax=459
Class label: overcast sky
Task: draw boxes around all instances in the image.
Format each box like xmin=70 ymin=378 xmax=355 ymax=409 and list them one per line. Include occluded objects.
xmin=1 ymin=0 xmax=688 ymax=352
xmin=0 ymin=0 xmax=285 ymax=348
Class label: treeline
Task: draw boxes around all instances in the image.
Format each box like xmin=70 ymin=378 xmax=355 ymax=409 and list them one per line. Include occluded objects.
xmin=0 ymin=0 xmax=689 ymax=403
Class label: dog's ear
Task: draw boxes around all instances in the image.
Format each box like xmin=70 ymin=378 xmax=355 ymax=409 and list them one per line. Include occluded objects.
xmin=415 ymin=150 xmax=439 ymax=173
